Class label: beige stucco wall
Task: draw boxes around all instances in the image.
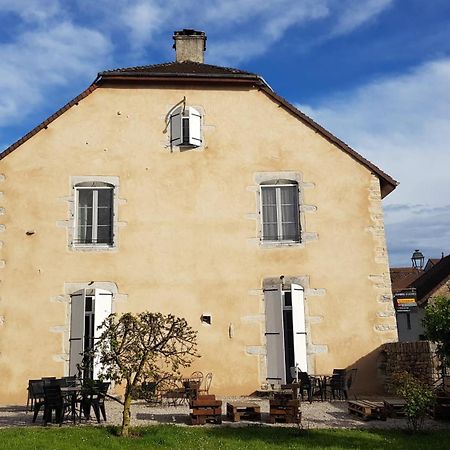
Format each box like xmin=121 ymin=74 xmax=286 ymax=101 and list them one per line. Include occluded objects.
xmin=0 ymin=83 xmax=397 ymax=403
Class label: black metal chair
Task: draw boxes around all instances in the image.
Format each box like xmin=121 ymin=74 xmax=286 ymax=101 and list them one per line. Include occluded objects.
xmin=330 ymin=368 xmax=357 ymax=400
xmin=43 ymin=384 xmax=72 ymax=425
xmin=30 ymin=380 xmax=46 ymax=422
xmin=81 ymin=381 xmax=110 ymax=422
xmin=298 ymin=371 xmax=314 ymax=403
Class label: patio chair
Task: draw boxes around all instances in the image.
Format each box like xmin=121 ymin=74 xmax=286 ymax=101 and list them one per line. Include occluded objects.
xmin=27 ymin=379 xmax=41 ymax=412
xmin=43 ymin=384 xmax=72 ymax=425
xmin=330 ymin=369 xmax=347 ymax=400
xmin=198 ymin=372 xmax=213 ymax=396
xmin=190 ymin=371 xmax=204 ymax=384
xmin=80 ymin=380 xmax=110 ymax=422
xmin=298 ymin=371 xmax=314 ymax=403
xmin=30 ymin=380 xmax=46 ymax=422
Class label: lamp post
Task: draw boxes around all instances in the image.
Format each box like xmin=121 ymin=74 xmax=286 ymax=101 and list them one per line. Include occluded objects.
xmin=411 ymin=249 xmax=424 ymax=270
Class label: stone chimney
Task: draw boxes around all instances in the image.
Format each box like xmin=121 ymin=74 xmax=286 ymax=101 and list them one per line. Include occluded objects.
xmin=173 ymin=29 xmax=206 ymax=63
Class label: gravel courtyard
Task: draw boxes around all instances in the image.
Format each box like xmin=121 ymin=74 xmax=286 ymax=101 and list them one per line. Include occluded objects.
xmin=1 ymin=397 xmax=450 ymax=430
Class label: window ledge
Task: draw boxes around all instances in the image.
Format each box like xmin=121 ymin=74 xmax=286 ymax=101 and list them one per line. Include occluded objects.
xmin=70 ymin=243 xmax=117 ymax=252
xmin=259 ymin=240 xmax=303 ymax=249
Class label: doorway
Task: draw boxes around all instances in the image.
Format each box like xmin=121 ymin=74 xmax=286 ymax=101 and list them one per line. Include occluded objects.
xmin=264 ymin=283 xmax=307 ymax=385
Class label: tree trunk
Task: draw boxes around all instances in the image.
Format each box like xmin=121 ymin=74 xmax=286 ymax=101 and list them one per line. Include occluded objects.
xmin=120 ymin=390 xmax=133 ymax=437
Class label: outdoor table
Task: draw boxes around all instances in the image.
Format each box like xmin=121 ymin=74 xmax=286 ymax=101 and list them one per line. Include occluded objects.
xmin=310 ymin=375 xmax=332 ymax=401
xmin=60 ymin=386 xmax=83 ymax=422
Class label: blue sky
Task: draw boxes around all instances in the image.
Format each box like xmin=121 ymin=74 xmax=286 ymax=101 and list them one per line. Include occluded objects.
xmin=1 ymin=0 xmax=450 ymax=266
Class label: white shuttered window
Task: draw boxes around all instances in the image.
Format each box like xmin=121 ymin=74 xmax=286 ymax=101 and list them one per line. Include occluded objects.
xmin=170 ymin=106 xmax=202 ymax=147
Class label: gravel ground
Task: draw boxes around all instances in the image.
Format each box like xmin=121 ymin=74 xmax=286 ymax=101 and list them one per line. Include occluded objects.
xmin=1 ymin=397 xmax=450 ymax=430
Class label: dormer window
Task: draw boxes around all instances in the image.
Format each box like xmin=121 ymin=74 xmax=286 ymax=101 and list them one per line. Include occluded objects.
xmin=170 ymin=106 xmax=202 ymax=147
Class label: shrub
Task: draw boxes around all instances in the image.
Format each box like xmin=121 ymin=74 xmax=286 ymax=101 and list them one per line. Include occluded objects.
xmin=393 ymin=372 xmax=434 ymax=432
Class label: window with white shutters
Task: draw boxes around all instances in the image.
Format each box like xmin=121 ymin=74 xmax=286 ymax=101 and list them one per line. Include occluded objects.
xmin=261 ymin=182 xmax=300 ymax=242
xmin=69 ymin=288 xmax=113 ymax=379
xmin=170 ymin=106 xmax=202 ymax=147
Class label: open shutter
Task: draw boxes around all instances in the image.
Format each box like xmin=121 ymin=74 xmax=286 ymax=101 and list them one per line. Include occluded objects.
xmin=188 ymin=107 xmax=202 ymax=146
xmin=69 ymin=290 xmax=85 ymax=376
xmin=93 ymin=289 xmax=113 ymax=379
xmin=170 ymin=106 xmax=182 ymax=146
xmin=264 ymin=285 xmax=285 ymax=385
xmin=291 ymin=284 xmax=308 ymax=372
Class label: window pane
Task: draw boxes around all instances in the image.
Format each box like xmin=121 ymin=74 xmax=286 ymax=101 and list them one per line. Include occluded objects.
xmin=77 ymin=190 xmax=93 ymax=243
xmin=97 ymin=225 xmax=112 ymax=244
xmin=262 ymin=187 xmax=278 ymax=240
xmin=280 ymin=186 xmax=299 ymax=241
xmin=78 ymin=226 xmax=93 ymax=243
xmin=97 ymin=206 xmax=112 ymax=226
xmin=182 ymin=117 xmax=190 ymax=144
xmin=97 ymin=189 xmax=113 ymax=207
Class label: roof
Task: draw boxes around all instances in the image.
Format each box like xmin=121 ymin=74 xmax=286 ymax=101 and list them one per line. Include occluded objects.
xmin=410 ymin=254 xmax=450 ymax=304
xmin=99 ymin=61 xmax=258 ymax=78
xmin=0 ymin=60 xmax=398 ymax=196
xmin=390 ymin=267 xmax=423 ymax=292
xmin=391 ymin=255 xmax=450 ymax=304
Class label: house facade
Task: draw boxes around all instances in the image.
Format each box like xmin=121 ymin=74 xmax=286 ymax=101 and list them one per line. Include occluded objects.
xmin=0 ymin=30 xmax=398 ymax=403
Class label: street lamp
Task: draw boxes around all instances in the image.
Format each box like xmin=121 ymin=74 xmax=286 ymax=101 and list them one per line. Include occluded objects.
xmin=411 ymin=249 xmax=424 ymax=270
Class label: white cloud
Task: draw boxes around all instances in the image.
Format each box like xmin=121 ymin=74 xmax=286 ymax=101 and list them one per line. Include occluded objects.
xmin=0 ymin=22 xmax=111 ymax=126
xmin=0 ymin=0 xmax=62 ymax=23
xmin=299 ymin=58 xmax=450 ymax=265
xmin=331 ymin=0 xmax=393 ymax=36
xmin=79 ymin=0 xmax=391 ymax=63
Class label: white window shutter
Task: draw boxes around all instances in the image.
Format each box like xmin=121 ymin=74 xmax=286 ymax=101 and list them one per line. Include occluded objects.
xmin=69 ymin=290 xmax=86 ymax=377
xmin=170 ymin=106 xmax=182 ymax=146
xmin=291 ymin=284 xmax=308 ymax=372
xmin=264 ymin=285 xmax=285 ymax=385
xmin=93 ymin=289 xmax=113 ymax=379
xmin=188 ymin=107 xmax=202 ymax=146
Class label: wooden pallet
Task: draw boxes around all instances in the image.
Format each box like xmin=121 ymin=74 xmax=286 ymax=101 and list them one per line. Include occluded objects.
xmin=226 ymin=401 xmax=261 ymax=422
xmin=383 ymin=398 xmax=406 ymax=418
xmin=348 ymin=400 xmax=386 ymax=421
xmin=190 ymin=395 xmax=222 ymax=425
xmin=269 ymin=398 xmax=301 ymax=424
xmin=430 ymin=396 xmax=450 ymax=420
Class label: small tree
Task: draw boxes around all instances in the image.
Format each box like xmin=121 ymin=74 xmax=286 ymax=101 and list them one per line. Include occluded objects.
xmin=423 ymin=295 xmax=450 ymax=371
xmin=394 ymin=372 xmax=434 ymax=432
xmin=87 ymin=311 xmax=198 ymax=437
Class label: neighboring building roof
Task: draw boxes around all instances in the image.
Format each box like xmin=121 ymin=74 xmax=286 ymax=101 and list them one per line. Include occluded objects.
xmin=0 ymin=60 xmax=398 ymax=197
xmin=390 ymin=267 xmax=423 ymax=292
xmin=391 ymin=255 xmax=450 ymax=304
xmin=410 ymin=254 xmax=450 ymax=304
xmin=424 ymin=258 xmax=440 ymax=271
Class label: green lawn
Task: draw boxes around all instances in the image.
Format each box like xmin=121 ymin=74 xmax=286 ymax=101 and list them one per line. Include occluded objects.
xmin=1 ymin=426 xmax=450 ymax=450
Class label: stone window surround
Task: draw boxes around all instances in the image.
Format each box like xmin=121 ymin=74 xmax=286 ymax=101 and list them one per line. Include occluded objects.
xmin=67 ymin=176 xmax=123 ymax=252
xmin=252 ymin=171 xmax=317 ymax=248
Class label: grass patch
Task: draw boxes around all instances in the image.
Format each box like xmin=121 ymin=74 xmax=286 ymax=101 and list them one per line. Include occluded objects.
xmin=0 ymin=425 xmax=450 ymax=449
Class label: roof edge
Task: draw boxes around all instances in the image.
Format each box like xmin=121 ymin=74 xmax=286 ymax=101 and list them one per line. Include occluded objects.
xmin=0 ymin=74 xmax=399 ymax=196
xmin=0 ymin=82 xmax=99 ymax=161
xmin=258 ymin=86 xmax=398 ymax=198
